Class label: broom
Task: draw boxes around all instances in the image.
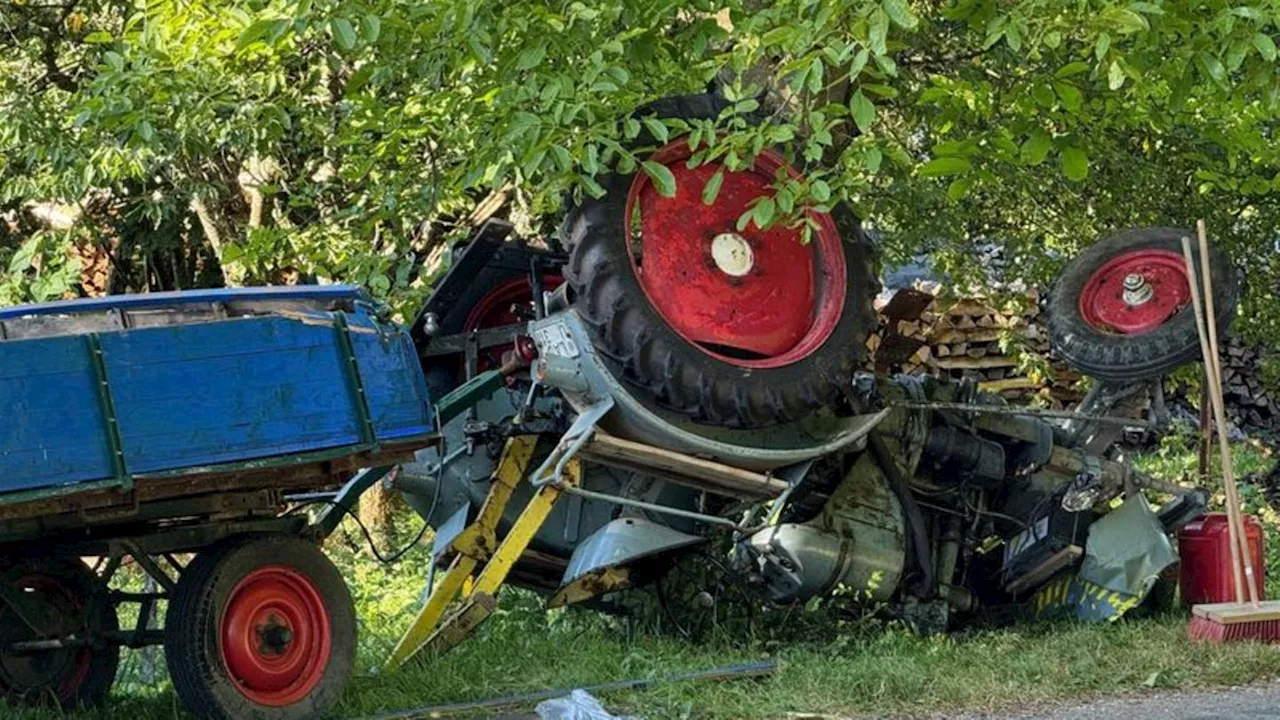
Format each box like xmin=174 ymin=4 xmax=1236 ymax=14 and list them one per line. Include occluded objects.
xmin=1184 ymin=220 xmax=1280 ymax=642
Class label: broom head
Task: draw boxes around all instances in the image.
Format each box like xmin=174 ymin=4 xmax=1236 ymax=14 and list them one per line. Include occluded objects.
xmin=1189 ymin=601 xmax=1280 ymax=644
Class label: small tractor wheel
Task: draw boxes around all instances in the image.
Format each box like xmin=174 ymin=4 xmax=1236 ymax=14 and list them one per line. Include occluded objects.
xmin=1047 ymin=227 xmax=1237 ymax=382
xmin=164 ymin=535 xmax=356 ymax=720
xmin=564 ymin=93 xmax=879 ymax=428
xmin=0 ymin=556 xmax=119 ymax=710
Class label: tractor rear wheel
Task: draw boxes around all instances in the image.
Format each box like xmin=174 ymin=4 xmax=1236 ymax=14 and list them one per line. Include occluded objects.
xmin=563 ymin=94 xmax=879 ymax=428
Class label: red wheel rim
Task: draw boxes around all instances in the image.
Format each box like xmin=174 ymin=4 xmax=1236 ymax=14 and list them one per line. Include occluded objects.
xmin=462 ymin=275 xmax=563 ymax=371
xmin=219 ymin=566 xmax=330 ymax=707
xmin=1078 ymin=248 xmax=1190 ymax=334
xmin=625 ymin=142 xmax=847 ymax=368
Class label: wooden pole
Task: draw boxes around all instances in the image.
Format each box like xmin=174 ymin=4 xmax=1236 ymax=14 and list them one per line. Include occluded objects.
xmin=1181 ymin=232 xmax=1246 ymax=603
xmin=1197 ymin=220 xmax=1259 ymax=604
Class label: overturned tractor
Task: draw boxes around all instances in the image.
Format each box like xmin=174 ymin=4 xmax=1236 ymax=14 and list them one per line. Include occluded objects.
xmin=386 ymin=95 xmax=1236 ymax=665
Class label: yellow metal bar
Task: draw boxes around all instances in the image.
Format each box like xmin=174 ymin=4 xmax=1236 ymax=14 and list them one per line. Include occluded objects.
xmin=383 ymin=553 xmax=476 ymax=670
xmin=417 ymin=460 xmax=581 ymax=659
xmin=382 ymin=436 xmax=538 ymax=671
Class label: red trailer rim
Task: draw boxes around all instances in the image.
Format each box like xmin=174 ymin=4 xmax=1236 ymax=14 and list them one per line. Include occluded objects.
xmin=220 ymin=565 xmax=331 ymax=707
xmin=1078 ymin=248 xmax=1191 ymax=335
xmin=624 ymin=142 xmax=847 ymax=368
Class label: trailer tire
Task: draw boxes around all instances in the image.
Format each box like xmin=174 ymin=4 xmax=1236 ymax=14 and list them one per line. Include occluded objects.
xmin=0 ymin=556 xmax=119 ymax=710
xmin=564 ymin=93 xmax=879 ymax=428
xmin=164 ymin=535 xmax=355 ymax=720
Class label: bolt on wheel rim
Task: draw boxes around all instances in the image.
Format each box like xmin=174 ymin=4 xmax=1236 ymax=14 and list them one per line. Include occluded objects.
xmin=624 ymin=141 xmax=847 ymax=368
xmin=220 ymin=566 xmax=330 ymax=707
xmin=1078 ymin=248 xmax=1190 ymax=334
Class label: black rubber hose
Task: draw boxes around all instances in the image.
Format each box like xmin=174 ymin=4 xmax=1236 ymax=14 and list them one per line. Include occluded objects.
xmin=867 ymin=432 xmax=935 ymax=598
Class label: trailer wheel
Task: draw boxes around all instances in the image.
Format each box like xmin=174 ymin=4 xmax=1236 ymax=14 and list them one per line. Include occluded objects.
xmin=0 ymin=556 xmax=119 ymax=709
xmin=1047 ymin=227 xmax=1237 ymax=382
xmin=564 ymin=93 xmax=879 ymax=428
xmin=164 ymin=535 xmax=355 ymax=720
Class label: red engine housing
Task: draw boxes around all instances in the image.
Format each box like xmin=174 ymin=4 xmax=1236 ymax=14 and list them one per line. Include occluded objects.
xmin=1178 ymin=512 xmax=1266 ymax=606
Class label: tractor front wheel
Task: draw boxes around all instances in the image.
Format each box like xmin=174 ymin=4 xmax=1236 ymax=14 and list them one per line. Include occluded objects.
xmin=164 ymin=535 xmax=356 ymax=720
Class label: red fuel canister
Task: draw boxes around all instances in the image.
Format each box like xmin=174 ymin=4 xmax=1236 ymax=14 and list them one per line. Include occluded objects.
xmin=1178 ymin=512 xmax=1266 ymax=606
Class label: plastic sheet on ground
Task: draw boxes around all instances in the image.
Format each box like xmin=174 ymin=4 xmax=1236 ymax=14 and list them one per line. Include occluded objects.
xmin=535 ymin=689 xmax=641 ymax=720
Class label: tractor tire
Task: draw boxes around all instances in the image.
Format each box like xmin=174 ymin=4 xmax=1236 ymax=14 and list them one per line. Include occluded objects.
xmin=164 ymin=534 xmax=355 ymax=720
xmin=563 ymin=93 xmax=879 ymax=428
xmin=0 ymin=556 xmax=119 ymax=710
xmin=1047 ymin=227 xmax=1237 ymax=383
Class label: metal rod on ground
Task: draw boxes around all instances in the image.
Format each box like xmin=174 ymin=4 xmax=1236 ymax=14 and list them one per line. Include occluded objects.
xmin=1197 ymin=221 xmax=1258 ymax=604
xmin=359 ymin=659 xmax=778 ymax=720
xmin=888 ymin=401 xmax=1160 ymax=429
xmin=1181 ymin=230 xmax=1246 ymax=604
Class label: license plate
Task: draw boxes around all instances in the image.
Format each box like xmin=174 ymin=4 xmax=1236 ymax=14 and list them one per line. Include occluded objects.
xmin=533 ymin=322 xmax=580 ymax=358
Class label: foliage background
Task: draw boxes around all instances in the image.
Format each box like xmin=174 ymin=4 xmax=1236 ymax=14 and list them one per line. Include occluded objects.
xmin=2 ymin=0 xmax=1279 ymax=346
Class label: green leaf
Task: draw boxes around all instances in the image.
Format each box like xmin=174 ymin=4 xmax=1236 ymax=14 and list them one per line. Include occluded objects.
xmin=642 ymin=161 xmax=677 ymax=197
xmin=807 ymin=57 xmax=825 ymax=94
xmin=8 ymin=237 xmax=37 ymax=274
xmin=752 ymin=196 xmax=776 ymax=229
xmin=624 ymin=117 xmax=641 ymax=139
xmin=864 ymin=146 xmax=883 ymax=174
xmin=516 ymin=43 xmax=546 ymax=70
xmin=947 ymin=178 xmax=973 ymax=201
xmin=1197 ymin=51 xmax=1227 ymax=85
xmin=868 ymin=8 xmax=890 ymax=55
xmin=883 ymin=0 xmax=919 ymax=30
xmin=1054 ymin=62 xmax=1090 ymax=79
xmin=362 ymin=14 xmax=381 ymax=43
xmin=1254 ymin=33 xmax=1277 ymax=62
xmin=850 ymin=91 xmax=876 ymax=133
xmin=1101 ymin=8 xmax=1148 ymax=34
xmin=850 ymin=48 xmax=870 ymax=78
xmin=1043 ymin=30 xmax=1061 ymax=49
xmin=1095 ymin=32 xmax=1111 ymax=60
xmin=1053 ymin=82 xmax=1083 ymax=112
xmin=810 ymin=179 xmax=832 ymax=202
xmin=702 ymin=170 xmax=724 ymax=205
xmin=1020 ymin=130 xmax=1052 ymax=165
xmin=331 ymin=18 xmax=357 ymax=51
xmin=550 ymin=145 xmax=573 ymax=172
xmin=136 ymin=119 xmax=154 ymax=142
xmin=1060 ymin=146 xmax=1089 ymax=181
xmin=83 ymin=30 xmax=114 ymax=44
xmin=918 ymin=156 xmax=971 ymax=177
xmin=642 ymin=117 xmax=669 ymax=143
xmin=1108 ymin=60 xmax=1126 ymax=90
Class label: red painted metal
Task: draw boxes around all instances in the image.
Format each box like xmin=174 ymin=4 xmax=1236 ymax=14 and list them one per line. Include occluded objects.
xmin=1178 ymin=512 xmax=1265 ymax=606
xmin=1079 ymin=248 xmax=1190 ymax=334
xmin=625 ymin=142 xmax=847 ymax=368
xmin=463 ymin=276 xmax=563 ymax=372
xmin=220 ymin=565 xmax=331 ymax=707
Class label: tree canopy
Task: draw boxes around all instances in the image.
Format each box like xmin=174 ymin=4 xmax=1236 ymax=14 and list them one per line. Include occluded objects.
xmin=2 ymin=0 xmax=1278 ymax=342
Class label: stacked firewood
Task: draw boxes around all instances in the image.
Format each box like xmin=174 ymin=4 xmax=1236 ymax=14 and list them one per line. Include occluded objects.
xmin=865 ymin=285 xmax=1081 ymax=409
xmin=1219 ymin=337 xmax=1280 ymax=435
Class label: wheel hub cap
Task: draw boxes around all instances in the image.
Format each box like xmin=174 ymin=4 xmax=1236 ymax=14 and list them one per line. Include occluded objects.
xmin=709 ymin=233 xmax=755 ymax=278
xmin=625 ymin=142 xmax=848 ymax=368
xmin=1079 ymin=248 xmax=1190 ymax=334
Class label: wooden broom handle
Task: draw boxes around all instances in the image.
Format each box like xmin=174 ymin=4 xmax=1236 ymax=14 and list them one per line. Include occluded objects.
xmin=1181 ymin=233 xmax=1248 ymax=604
xmin=1197 ymin=221 xmax=1259 ymax=604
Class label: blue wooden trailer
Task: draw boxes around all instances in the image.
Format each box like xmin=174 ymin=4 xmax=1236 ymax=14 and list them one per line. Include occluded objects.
xmin=0 ymin=286 xmax=435 ymax=718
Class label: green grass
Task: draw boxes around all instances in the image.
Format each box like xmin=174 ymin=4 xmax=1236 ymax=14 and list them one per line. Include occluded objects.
xmin=12 ymin=438 xmax=1280 ymax=720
